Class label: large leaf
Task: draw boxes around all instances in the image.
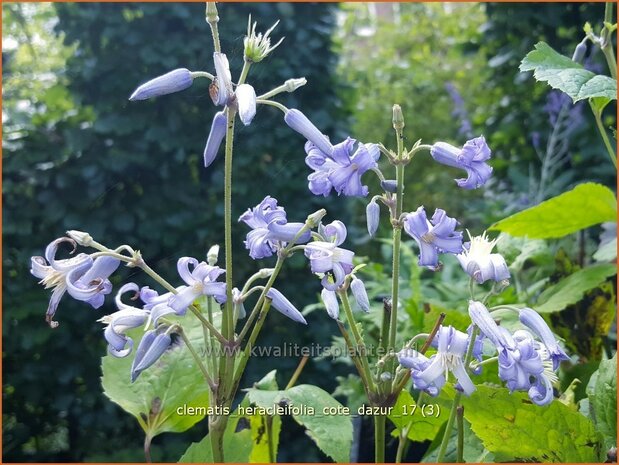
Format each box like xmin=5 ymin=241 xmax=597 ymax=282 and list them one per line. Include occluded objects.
xmin=101 ymin=311 xmax=210 ymax=438
xmin=388 ymin=390 xmax=445 ymax=442
xmin=490 ymin=183 xmax=617 ymax=238
xmin=586 ymin=354 xmax=617 ymax=448
xmin=247 ymin=384 xmax=353 ymax=463
xmin=421 ymin=419 xmax=494 ymax=463
xmin=247 ymin=370 xmax=282 ymax=463
xmin=520 ymin=41 xmax=617 ymax=102
xmin=535 ymin=264 xmax=617 ymax=313
xmin=458 ymin=385 xmax=603 ymax=462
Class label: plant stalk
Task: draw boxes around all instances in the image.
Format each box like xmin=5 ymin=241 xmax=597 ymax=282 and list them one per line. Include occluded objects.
xmin=374 ymin=414 xmax=386 ymax=463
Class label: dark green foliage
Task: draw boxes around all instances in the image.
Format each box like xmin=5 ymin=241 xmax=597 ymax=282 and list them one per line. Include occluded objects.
xmin=3 ymin=3 xmax=343 ymax=461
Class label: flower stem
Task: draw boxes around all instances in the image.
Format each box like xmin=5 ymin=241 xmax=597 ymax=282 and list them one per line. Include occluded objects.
xmin=374 ymin=415 xmax=386 ymax=463
xmin=590 ymin=101 xmax=617 ymax=168
xmin=602 ymin=2 xmax=617 ymax=79
xmin=456 ymin=406 xmax=465 ymax=463
xmin=256 ymin=98 xmax=288 ymax=113
xmin=206 ymin=2 xmax=221 ymax=53
xmin=144 ymin=434 xmax=153 ymax=463
xmin=285 ymin=355 xmax=309 ymax=389
xmin=189 ymin=305 xmax=227 ymax=345
xmin=339 ymin=290 xmax=376 ymax=392
xmin=436 ymin=327 xmax=479 ymax=462
xmin=238 ymin=60 xmax=252 ymax=86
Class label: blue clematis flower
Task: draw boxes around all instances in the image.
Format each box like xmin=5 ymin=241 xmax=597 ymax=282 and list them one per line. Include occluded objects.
xmin=366 ymin=199 xmax=380 ymax=237
xmin=320 ymin=288 xmax=339 ymax=319
xmin=430 ymin=136 xmax=492 ymax=189
xmin=239 ymin=196 xmax=311 ymax=259
xmin=31 ymin=238 xmax=120 ymax=327
xmin=403 ymin=207 xmax=463 ymax=270
xmin=284 ymin=108 xmax=333 ymax=156
xmin=398 ymin=326 xmax=477 ymax=397
xmin=100 ymin=283 xmax=149 ymax=357
xmin=305 ymin=138 xmax=379 ymax=197
xmin=168 ymin=257 xmax=227 ymax=314
xmin=305 ymin=221 xmax=354 ymax=290
xmin=350 ymin=277 xmax=370 ymax=313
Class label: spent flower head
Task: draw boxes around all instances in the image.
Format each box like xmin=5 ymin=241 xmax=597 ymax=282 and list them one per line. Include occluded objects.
xmin=244 ymin=15 xmax=284 ymax=63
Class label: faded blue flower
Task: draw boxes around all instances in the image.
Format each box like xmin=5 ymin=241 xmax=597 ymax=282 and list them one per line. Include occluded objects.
xmin=211 ymin=52 xmax=233 ymax=106
xmin=129 ymin=68 xmax=193 ymax=101
xmin=239 ymin=196 xmax=311 ymax=259
xmin=236 ymin=84 xmax=257 ymax=126
xmin=403 ymin=207 xmax=463 ymax=270
xmin=305 ymin=221 xmax=354 ymax=290
xmin=131 ymin=330 xmax=172 ymax=382
xmin=31 ymin=238 xmax=120 ymax=327
xmin=305 ymin=138 xmax=379 ymax=197
xmin=457 ymin=232 xmax=510 ymax=284
xmin=266 ymin=288 xmax=307 ymax=324
xmin=168 ymin=257 xmax=226 ymax=313
xmin=430 ymin=136 xmax=492 ymax=189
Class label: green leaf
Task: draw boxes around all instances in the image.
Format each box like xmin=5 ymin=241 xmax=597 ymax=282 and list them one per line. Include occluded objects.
xmin=101 ymin=311 xmax=210 ymax=438
xmin=247 ymin=384 xmax=353 ymax=462
xmin=535 ymin=264 xmax=617 ymax=313
xmin=178 ymin=413 xmax=252 ymax=463
xmin=389 ymin=390 xmax=445 ymax=442
xmin=586 ymin=354 xmax=617 ymax=448
xmin=459 ymin=385 xmax=603 ymax=462
xmin=520 ymin=42 xmax=617 ymax=102
xmin=421 ymin=419 xmax=494 ymax=463
xmin=490 ymin=183 xmax=617 ymax=238
xmin=245 ymin=370 xmax=282 ymax=463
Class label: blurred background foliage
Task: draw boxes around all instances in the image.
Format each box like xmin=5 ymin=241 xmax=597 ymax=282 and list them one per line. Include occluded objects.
xmin=2 ymin=2 xmax=615 ymax=462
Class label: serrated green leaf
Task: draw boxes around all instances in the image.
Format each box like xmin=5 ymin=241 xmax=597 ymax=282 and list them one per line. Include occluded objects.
xmin=247 ymin=384 xmax=353 ymax=462
xmin=458 ymin=385 xmax=603 ymax=462
xmin=535 ymin=264 xmax=617 ymax=313
xmin=490 ymin=183 xmax=617 ymax=238
xmin=520 ymin=42 xmax=617 ymax=102
xmin=587 ymin=354 xmax=617 ymax=448
xmin=389 ymin=390 xmax=445 ymax=442
xmin=101 ymin=311 xmax=210 ymax=438
xmin=421 ymin=418 xmax=494 ymax=463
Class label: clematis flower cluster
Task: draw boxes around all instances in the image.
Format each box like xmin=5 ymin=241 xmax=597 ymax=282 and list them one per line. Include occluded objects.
xmin=469 ymin=301 xmax=569 ymax=405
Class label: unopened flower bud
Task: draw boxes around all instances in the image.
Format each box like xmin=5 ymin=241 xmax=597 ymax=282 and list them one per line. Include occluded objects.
xmin=392 ymin=104 xmax=405 ymax=131
xmin=207 ymin=244 xmax=220 ymax=265
xmin=380 ymin=180 xmax=398 ymax=193
xmin=205 ymin=2 xmax=219 ymax=24
xmin=236 ymin=84 xmax=257 ymax=126
xmin=366 ymin=200 xmax=380 ymax=237
xmin=257 ymin=268 xmax=275 ymax=279
xmin=284 ymin=78 xmax=307 ymax=93
xmin=572 ymin=40 xmax=587 ymax=63
xmin=66 ymin=230 xmax=93 ymax=247
xmin=380 ymin=372 xmax=392 ymax=382
xmin=204 ymin=112 xmax=226 ymax=168
xmin=306 ymin=208 xmax=327 ymax=228
xmin=321 ymin=288 xmax=339 ymax=319
xmin=129 ymin=69 xmax=193 ymax=101
xmin=351 ymin=277 xmax=370 ymax=313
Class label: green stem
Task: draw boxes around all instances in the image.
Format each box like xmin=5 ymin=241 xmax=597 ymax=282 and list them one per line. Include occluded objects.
xmin=374 ymin=415 xmax=386 ymax=463
xmin=285 ymin=355 xmax=309 ymax=389
xmin=590 ymin=102 xmax=617 ymax=168
xmin=602 ymin=2 xmax=617 ymax=79
xmin=256 ymin=98 xmax=288 ymax=113
xmin=189 ymin=305 xmax=227 ymax=345
xmin=339 ymin=291 xmax=376 ymax=392
xmin=206 ymin=2 xmax=221 ymax=53
xmin=456 ymin=406 xmax=464 ymax=463
xmin=436 ymin=328 xmax=479 ymax=462
xmin=209 ymin=415 xmax=226 ymax=463
xmin=336 ymin=321 xmax=374 ymax=393
xmin=238 ymin=60 xmax=251 ymax=86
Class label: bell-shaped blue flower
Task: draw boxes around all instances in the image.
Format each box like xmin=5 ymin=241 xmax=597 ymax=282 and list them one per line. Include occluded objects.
xmin=284 ymin=109 xmax=333 ymax=156
xmin=430 ymin=136 xmax=492 ymax=189
xmin=129 ymin=68 xmax=194 ymax=101
xmin=168 ymin=257 xmax=227 ymax=314
xmin=305 ymin=221 xmax=354 ymax=290
xmin=519 ymin=307 xmax=569 ymax=370
xmin=131 ymin=330 xmax=172 ymax=382
xmin=239 ymin=196 xmax=311 ymax=260
xmin=403 ymin=207 xmax=463 ymax=270
xmin=457 ymin=231 xmax=510 ymax=284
